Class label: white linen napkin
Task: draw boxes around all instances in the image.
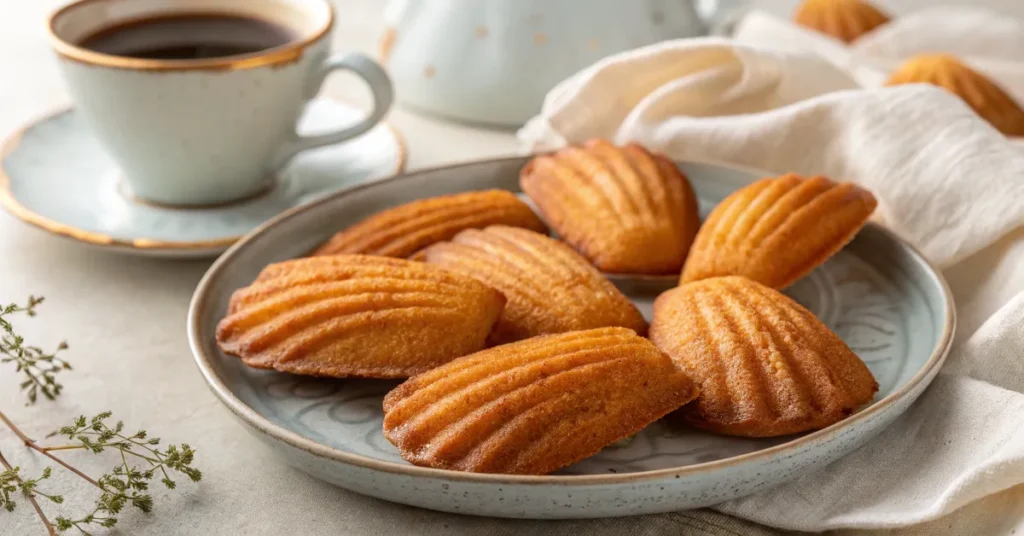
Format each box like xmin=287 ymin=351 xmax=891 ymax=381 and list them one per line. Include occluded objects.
xmin=518 ymin=37 xmax=1024 ymax=532
xmin=732 ymin=6 xmax=1024 ymax=100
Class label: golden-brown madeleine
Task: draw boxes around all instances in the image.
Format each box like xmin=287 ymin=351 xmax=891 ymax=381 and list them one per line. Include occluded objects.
xmin=793 ymin=0 xmax=890 ymax=43
xmin=681 ymin=173 xmax=876 ymax=289
xmin=519 ymin=139 xmax=701 ymax=275
xmin=419 ymin=225 xmax=647 ymax=344
xmin=311 ymin=190 xmax=547 ymax=257
xmin=216 ymin=255 xmax=506 ymax=378
xmin=382 ymin=327 xmax=698 ymax=474
xmin=650 ymin=276 xmax=878 ymax=437
xmin=886 ymin=54 xmax=1024 ymax=137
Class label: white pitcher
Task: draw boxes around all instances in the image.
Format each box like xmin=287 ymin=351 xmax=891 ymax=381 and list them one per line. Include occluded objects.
xmin=380 ymin=0 xmax=733 ymax=127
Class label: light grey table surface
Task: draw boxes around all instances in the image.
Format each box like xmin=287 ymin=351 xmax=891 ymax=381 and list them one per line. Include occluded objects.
xmin=3 ymin=1 xmax=1024 ymax=535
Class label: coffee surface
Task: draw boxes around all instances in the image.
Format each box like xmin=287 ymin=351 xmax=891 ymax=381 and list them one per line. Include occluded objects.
xmin=79 ymin=14 xmax=296 ymax=60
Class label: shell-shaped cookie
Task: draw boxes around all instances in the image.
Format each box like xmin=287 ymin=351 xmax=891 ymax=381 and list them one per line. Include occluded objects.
xmin=216 ymin=255 xmax=506 ymax=378
xmin=382 ymin=327 xmax=698 ymax=474
xmin=650 ymin=276 xmax=878 ymax=437
xmin=520 ymin=139 xmax=701 ymax=275
xmin=681 ymin=173 xmax=876 ymax=289
xmin=312 ymin=190 xmax=547 ymax=257
xmin=420 ymin=226 xmax=647 ymax=344
xmin=886 ymin=54 xmax=1024 ymax=137
xmin=793 ymin=0 xmax=890 ymax=43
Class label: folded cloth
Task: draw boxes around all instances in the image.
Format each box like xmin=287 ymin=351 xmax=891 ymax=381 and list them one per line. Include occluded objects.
xmin=518 ymin=38 xmax=1024 ymax=532
xmin=733 ymin=6 xmax=1024 ymax=100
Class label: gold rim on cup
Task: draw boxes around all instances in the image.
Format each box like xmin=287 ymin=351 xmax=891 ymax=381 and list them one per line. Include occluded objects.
xmin=47 ymin=0 xmax=335 ymax=71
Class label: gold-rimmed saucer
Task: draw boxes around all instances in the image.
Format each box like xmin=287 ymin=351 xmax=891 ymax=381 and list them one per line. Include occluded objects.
xmin=0 ymin=98 xmax=406 ymax=258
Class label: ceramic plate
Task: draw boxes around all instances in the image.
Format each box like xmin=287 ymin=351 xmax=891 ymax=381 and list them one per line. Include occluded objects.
xmin=0 ymin=99 xmax=406 ymax=259
xmin=188 ymin=157 xmax=954 ymax=519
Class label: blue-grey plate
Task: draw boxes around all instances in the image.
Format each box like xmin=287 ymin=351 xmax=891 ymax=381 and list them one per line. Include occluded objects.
xmin=187 ymin=157 xmax=954 ymax=519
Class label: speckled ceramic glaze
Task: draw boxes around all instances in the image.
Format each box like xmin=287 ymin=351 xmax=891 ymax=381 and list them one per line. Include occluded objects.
xmin=380 ymin=0 xmax=708 ymax=126
xmin=49 ymin=0 xmax=392 ymax=206
xmin=188 ymin=157 xmax=955 ymax=519
xmin=0 ymin=99 xmax=405 ymax=258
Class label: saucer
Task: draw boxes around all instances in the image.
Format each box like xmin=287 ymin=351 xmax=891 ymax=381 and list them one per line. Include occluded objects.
xmin=0 ymin=98 xmax=406 ymax=258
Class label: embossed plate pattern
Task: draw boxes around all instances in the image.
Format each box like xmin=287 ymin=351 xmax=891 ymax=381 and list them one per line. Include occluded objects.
xmin=189 ymin=157 xmax=954 ymax=518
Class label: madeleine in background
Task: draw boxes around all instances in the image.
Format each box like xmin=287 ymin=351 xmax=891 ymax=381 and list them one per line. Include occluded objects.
xmin=793 ymin=0 xmax=890 ymax=43
xmin=886 ymin=54 xmax=1024 ymax=137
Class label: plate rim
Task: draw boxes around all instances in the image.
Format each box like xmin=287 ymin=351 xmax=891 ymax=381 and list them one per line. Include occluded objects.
xmin=187 ymin=155 xmax=956 ymax=485
xmin=0 ymin=100 xmax=408 ymax=254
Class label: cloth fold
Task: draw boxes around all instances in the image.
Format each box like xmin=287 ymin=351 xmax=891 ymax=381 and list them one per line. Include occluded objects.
xmin=518 ymin=36 xmax=1024 ymax=532
xmin=732 ymin=6 xmax=1024 ymax=100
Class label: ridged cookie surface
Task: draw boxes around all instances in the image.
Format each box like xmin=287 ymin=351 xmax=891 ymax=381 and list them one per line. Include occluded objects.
xmin=420 ymin=226 xmax=647 ymax=344
xmin=217 ymin=255 xmax=506 ymax=378
xmin=382 ymin=327 xmax=699 ymax=474
xmin=793 ymin=0 xmax=890 ymax=43
xmin=650 ymin=277 xmax=878 ymax=437
xmin=886 ymin=54 xmax=1024 ymax=137
xmin=681 ymin=173 xmax=876 ymax=289
xmin=520 ymin=139 xmax=701 ymax=274
xmin=312 ymin=190 xmax=547 ymax=257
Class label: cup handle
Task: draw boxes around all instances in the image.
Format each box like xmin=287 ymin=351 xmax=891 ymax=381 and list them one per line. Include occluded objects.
xmin=272 ymin=52 xmax=394 ymax=169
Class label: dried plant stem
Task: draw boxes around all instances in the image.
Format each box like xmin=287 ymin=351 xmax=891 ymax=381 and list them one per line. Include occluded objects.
xmin=0 ymin=408 xmax=31 ymax=443
xmin=0 ymin=447 xmax=56 ymax=536
xmin=0 ymin=409 xmax=102 ymax=490
xmin=37 ymin=446 xmax=80 ymax=453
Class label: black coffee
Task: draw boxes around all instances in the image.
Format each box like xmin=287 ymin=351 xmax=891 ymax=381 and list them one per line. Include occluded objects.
xmin=79 ymin=14 xmax=296 ymax=60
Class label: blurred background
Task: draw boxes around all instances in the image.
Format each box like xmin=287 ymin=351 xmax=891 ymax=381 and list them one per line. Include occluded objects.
xmin=4 ymin=0 xmax=1024 ymax=165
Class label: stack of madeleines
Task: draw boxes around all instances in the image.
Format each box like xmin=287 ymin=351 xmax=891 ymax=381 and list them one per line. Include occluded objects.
xmin=217 ymin=139 xmax=881 ymax=475
xmin=793 ymin=0 xmax=1024 ymax=136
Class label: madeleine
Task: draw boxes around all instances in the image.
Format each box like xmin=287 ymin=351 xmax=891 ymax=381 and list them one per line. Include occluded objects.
xmin=520 ymin=139 xmax=700 ymax=274
xmin=312 ymin=190 xmax=546 ymax=257
xmin=383 ymin=327 xmax=698 ymax=474
xmin=886 ymin=54 xmax=1024 ymax=137
xmin=793 ymin=0 xmax=890 ymax=43
xmin=681 ymin=173 xmax=876 ymax=289
xmin=650 ymin=277 xmax=878 ymax=437
xmin=217 ymin=255 xmax=505 ymax=378
xmin=420 ymin=225 xmax=647 ymax=343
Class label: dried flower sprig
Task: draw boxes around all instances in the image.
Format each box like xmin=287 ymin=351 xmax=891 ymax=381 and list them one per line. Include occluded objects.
xmin=0 ymin=449 xmax=59 ymax=534
xmin=1 ymin=296 xmax=71 ymax=405
xmin=48 ymin=412 xmax=202 ymax=533
xmin=1 ymin=466 xmax=62 ymax=513
xmin=1 ymin=298 xmax=201 ymax=535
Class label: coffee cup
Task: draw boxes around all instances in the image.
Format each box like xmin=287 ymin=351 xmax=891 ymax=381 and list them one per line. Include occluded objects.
xmin=48 ymin=0 xmax=393 ymax=206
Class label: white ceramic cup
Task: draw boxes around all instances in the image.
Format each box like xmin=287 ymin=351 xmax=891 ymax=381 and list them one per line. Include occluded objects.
xmin=48 ymin=0 xmax=393 ymax=206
